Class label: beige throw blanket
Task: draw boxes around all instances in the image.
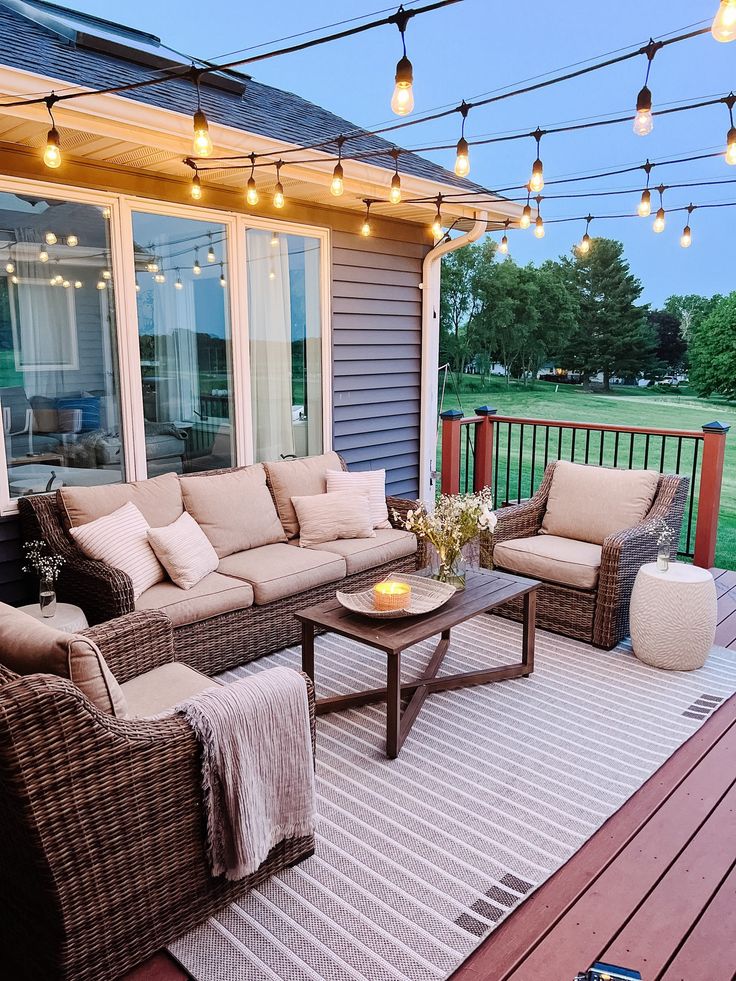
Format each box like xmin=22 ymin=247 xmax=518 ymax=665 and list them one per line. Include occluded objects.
xmin=178 ymin=666 xmax=316 ymax=880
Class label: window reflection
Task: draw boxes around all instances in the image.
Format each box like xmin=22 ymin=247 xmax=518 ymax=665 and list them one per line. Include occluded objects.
xmin=132 ymin=212 xmax=235 ymax=475
xmin=0 ymin=192 xmax=124 ymax=497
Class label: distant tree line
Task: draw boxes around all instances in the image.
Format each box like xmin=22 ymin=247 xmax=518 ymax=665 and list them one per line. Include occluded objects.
xmin=440 ymin=236 xmax=730 ymax=395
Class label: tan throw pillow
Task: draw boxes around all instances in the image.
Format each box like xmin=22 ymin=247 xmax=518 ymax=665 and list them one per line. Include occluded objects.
xmin=180 ymin=465 xmax=287 ymax=559
xmin=69 ymin=501 xmax=165 ymax=600
xmin=265 ymin=451 xmax=343 ymax=538
xmin=59 ymin=471 xmax=184 ymax=528
xmin=0 ymin=602 xmax=128 ymax=717
xmin=541 ymin=461 xmax=660 ymax=545
xmin=326 ymin=468 xmax=391 ymax=529
xmin=292 ymin=490 xmax=374 ymax=548
xmin=148 ymin=511 xmax=219 ymax=590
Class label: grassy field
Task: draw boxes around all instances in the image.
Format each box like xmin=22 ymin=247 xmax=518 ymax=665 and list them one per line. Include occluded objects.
xmin=439 ymin=377 xmax=736 ymax=570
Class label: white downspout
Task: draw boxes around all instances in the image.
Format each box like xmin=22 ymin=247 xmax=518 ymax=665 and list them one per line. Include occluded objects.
xmin=419 ymin=211 xmax=488 ymax=506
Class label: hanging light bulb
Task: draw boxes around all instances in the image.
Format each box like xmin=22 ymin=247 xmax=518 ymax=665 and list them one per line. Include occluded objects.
xmin=192 ymin=73 xmax=213 ymax=156
xmin=191 ymin=173 xmax=202 ymax=200
xmin=175 ymin=269 xmax=183 ymax=290
xmin=430 ymin=195 xmax=443 ymax=239
xmin=273 ymin=162 xmax=285 ymax=209
xmin=727 ymin=126 xmax=736 ymax=165
xmin=74 ymin=280 xmax=82 ymax=289
xmin=330 ymin=137 xmax=345 ymax=196
xmin=246 ymin=153 xmax=259 ymax=205
xmin=102 ymin=269 xmax=112 ymax=280
xmin=96 ymin=279 xmax=106 ymax=291
xmin=49 ymin=276 xmax=57 ymax=287
xmin=154 ymin=271 xmax=166 ymax=284
xmin=102 ymin=207 xmax=111 ymax=220
xmin=135 ymin=283 xmax=141 ymax=293
xmin=62 ymin=280 xmax=70 ymax=289
xmin=219 ymin=262 xmax=226 ymax=287
xmin=66 ymin=234 xmax=78 ymax=247
xmin=534 ymin=216 xmax=545 ymax=239
xmin=45 ymin=231 xmax=57 ymax=245
xmin=498 ymin=221 xmax=510 ymax=255
xmin=193 ymin=249 xmax=202 ymax=276
xmin=11 ymin=274 xmax=18 ymax=285
xmin=361 ymin=200 xmax=372 ymax=237
xmin=638 ymin=188 xmax=652 ymax=217
xmin=5 ymin=256 xmax=14 ymax=274
xmin=529 ymin=128 xmax=544 ymax=193
xmin=389 ymin=149 xmax=402 ymax=204
xmin=577 ymin=216 xmax=593 ymax=254
xmin=633 ymin=42 xmax=657 ymax=136
xmin=712 ymin=0 xmax=736 ymax=41
xmin=653 ymin=207 xmax=666 ymax=233
xmin=390 ymin=9 xmax=414 ymax=115
xmin=680 ymin=204 xmax=695 ymax=247
xmin=270 ymin=232 xmax=279 ymax=247
xmin=43 ymin=94 xmax=61 ymax=169
xmin=520 ymin=187 xmax=532 ymax=229
xmin=38 ymin=249 xmax=49 ymax=263
xmin=453 ymin=103 xmax=471 ymax=177
xmin=146 ymin=258 xmax=159 ymax=274
xmin=207 ymin=236 xmax=216 ymax=263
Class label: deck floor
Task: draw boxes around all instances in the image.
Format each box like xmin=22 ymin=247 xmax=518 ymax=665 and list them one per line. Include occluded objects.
xmin=128 ymin=569 xmax=736 ymax=981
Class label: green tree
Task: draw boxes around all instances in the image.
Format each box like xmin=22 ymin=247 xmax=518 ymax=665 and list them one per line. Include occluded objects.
xmin=689 ymin=293 xmax=736 ymax=398
xmin=647 ymin=309 xmax=687 ymax=374
xmin=558 ymin=238 xmax=654 ymax=390
xmin=439 ymin=243 xmax=483 ymax=371
xmin=664 ymin=293 xmax=722 ymax=342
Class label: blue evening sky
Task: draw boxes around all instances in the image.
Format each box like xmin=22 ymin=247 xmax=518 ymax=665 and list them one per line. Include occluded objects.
xmin=70 ymin=0 xmax=734 ymax=307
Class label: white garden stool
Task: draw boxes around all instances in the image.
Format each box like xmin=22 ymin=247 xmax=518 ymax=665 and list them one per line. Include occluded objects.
xmin=629 ymin=562 xmax=717 ymax=671
xmin=18 ymin=602 xmax=89 ymax=634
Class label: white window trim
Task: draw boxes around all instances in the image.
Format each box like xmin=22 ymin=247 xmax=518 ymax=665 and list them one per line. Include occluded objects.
xmin=0 ymin=174 xmax=332 ymax=514
xmin=9 ymin=278 xmax=79 ymax=372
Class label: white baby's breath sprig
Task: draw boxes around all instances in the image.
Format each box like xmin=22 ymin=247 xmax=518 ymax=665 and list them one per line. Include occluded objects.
xmin=22 ymin=540 xmax=65 ymax=582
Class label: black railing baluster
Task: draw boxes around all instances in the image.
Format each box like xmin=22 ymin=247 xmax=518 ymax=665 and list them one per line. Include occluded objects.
xmin=463 ymin=426 xmax=470 ymax=493
xmin=530 ymin=425 xmax=537 ymax=496
xmin=628 ymin=432 xmax=635 ymax=469
xmin=544 ymin=426 xmax=550 ymax=470
xmin=675 ymin=436 xmax=683 ymax=474
xmin=571 ymin=427 xmax=577 ymax=462
xmin=505 ymin=422 xmax=512 ymax=506
xmin=584 ymin=428 xmax=590 ymax=464
xmin=493 ymin=423 xmax=500 ymax=506
xmin=659 ymin=435 xmax=667 ymax=473
xmin=613 ymin=431 xmax=620 ymax=467
xmin=557 ymin=426 xmax=563 ymax=460
xmin=599 ymin=430 xmax=605 ymax=466
xmin=517 ymin=424 xmax=525 ymax=503
xmin=685 ymin=438 xmax=700 ymax=556
xmin=643 ymin=434 xmax=650 ymax=470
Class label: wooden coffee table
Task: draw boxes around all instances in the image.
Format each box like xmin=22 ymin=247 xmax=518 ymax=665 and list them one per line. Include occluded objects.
xmin=296 ymin=569 xmax=539 ymax=759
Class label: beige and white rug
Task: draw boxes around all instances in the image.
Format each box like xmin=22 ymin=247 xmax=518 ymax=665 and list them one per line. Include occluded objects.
xmin=170 ymin=616 xmax=736 ymax=981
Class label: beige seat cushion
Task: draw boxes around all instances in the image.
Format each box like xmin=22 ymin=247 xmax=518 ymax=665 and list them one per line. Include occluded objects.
xmin=0 ymin=602 xmax=127 ymax=717
xmin=218 ymin=543 xmax=346 ymax=605
xmin=292 ymin=490 xmax=374 ymax=548
xmin=121 ymin=662 xmax=218 ymax=717
xmin=135 ymin=572 xmax=254 ymax=627
xmin=541 ymin=461 xmax=659 ymax=545
xmin=180 ymin=465 xmax=286 ymax=559
xmin=309 ymin=528 xmax=418 ymax=575
xmin=494 ymin=535 xmax=602 ymax=590
xmin=59 ymin=471 xmax=183 ymax=528
xmin=264 ymin=451 xmax=343 ymax=539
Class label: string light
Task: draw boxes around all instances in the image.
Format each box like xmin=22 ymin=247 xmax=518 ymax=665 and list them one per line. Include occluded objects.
xmin=11 ymin=275 xmax=19 ymax=285
xmin=726 ymin=95 xmax=736 ymax=164
xmin=638 ymin=160 xmax=653 ymax=216
xmin=102 ymin=207 xmax=111 ymax=219
xmin=577 ymin=215 xmax=593 ymax=254
xmin=270 ymin=232 xmax=279 ymax=247
xmin=520 ymin=188 xmax=532 ymax=229
xmin=529 ymin=128 xmax=544 ymax=193
xmin=390 ymin=150 xmax=402 ymax=204
xmin=273 ymin=161 xmax=285 ymax=209
xmin=154 ymin=271 xmax=166 ymax=284
xmin=193 ymin=248 xmax=202 ymax=275
xmin=454 ymin=102 xmax=470 ymax=177
xmin=207 ymin=234 xmax=216 ymax=263
xmin=192 ymin=72 xmax=213 ymax=156
xmin=633 ymin=41 xmax=658 ymax=136
xmin=45 ymin=232 xmax=57 ymax=245
xmin=331 ymin=137 xmax=345 ymax=196
xmin=175 ymin=269 xmax=183 ymax=290
xmin=653 ymin=185 xmax=666 ymax=232
xmin=219 ymin=262 xmax=227 ymax=287
xmin=361 ymin=199 xmax=372 ymax=237
xmin=74 ymin=280 xmax=82 ymax=288
xmin=62 ymin=279 xmax=70 ymax=289
xmin=431 ymin=195 xmax=443 ymax=238
xmin=146 ymin=257 xmax=159 ymax=273
xmin=246 ymin=153 xmax=259 ymax=205
xmin=5 ymin=254 xmax=14 ymax=274
xmin=712 ymin=0 xmax=736 ymax=41
xmin=96 ymin=279 xmax=106 ymax=290
xmin=102 ymin=269 xmax=112 ymax=280
xmin=38 ymin=249 xmax=49 ymax=263
xmin=498 ymin=220 xmax=510 ymax=254
xmin=190 ymin=173 xmax=202 ymax=200
xmin=390 ymin=6 xmax=414 ymax=116
xmin=43 ymin=95 xmax=61 ymax=169
xmin=66 ymin=234 xmax=78 ymax=247
xmin=680 ymin=203 xmax=694 ymax=247
xmin=534 ymin=196 xmax=545 ymax=239
xmin=135 ymin=282 xmax=141 ymax=292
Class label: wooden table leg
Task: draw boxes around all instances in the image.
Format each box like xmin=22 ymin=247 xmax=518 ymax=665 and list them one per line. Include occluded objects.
xmin=522 ymin=589 xmax=536 ymax=674
xmin=301 ymin=620 xmax=315 ymax=683
xmin=386 ymin=651 xmax=401 ymax=760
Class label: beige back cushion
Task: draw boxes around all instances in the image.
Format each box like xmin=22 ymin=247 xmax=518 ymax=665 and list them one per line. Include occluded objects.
xmin=0 ymin=603 xmax=128 ymax=717
xmin=180 ymin=465 xmax=287 ymax=559
xmin=541 ymin=461 xmax=660 ymax=545
xmin=292 ymin=491 xmax=375 ymax=548
xmin=59 ymin=471 xmax=183 ymax=528
xmin=264 ymin=451 xmax=343 ymax=539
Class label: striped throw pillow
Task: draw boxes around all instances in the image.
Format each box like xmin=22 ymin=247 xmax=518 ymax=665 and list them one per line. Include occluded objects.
xmin=326 ymin=469 xmax=391 ymax=529
xmin=69 ymin=501 xmax=165 ymax=600
xmin=147 ymin=511 xmax=219 ymax=590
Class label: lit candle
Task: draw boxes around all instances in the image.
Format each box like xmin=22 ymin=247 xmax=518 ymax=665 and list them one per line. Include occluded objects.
xmin=373 ymin=580 xmax=411 ymax=612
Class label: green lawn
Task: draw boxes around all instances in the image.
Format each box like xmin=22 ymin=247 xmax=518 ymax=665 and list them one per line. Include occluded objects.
xmin=439 ymin=377 xmax=736 ymax=570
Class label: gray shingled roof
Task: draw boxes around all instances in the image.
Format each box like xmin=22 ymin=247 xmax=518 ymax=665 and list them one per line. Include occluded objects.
xmin=0 ymin=0 xmax=496 ymax=197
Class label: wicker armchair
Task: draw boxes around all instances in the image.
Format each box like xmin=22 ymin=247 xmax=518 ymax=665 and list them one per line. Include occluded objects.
xmin=0 ymin=609 xmax=316 ymax=981
xmin=483 ymin=462 xmax=689 ymax=649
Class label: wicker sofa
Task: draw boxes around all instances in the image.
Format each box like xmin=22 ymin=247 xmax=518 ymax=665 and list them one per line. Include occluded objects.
xmin=19 ymin=451 xmax=424 ymax=675
xmin=484 ymin=460 xmax=689 ymax=649
xmin=0 ymin=607 xmax=316 ymax=981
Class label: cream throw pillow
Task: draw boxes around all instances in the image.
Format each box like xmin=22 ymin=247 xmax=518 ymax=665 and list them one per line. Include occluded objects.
xmin=325 ymin=469 xmax=391 ymax=529
xmin=292 ymin=491 xmax=374 ymax=548
xmin=70 ymin=501 xmax=165 ymax=600
xmin=148 ymin=511 xmax=219 ymax=590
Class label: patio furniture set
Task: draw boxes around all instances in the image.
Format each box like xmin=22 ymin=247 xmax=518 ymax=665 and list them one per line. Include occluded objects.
xmin=0 ymin=452 xmax=712 ymax=980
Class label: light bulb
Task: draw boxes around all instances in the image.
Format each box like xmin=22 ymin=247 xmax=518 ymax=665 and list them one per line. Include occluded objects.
xmin=11 ymin=275 xmax=18 ymax=285
xmin=391 ymin=56 xmax=414 ymax=116
xmin=96 ymin=280 xmax=106 ymax=291
xmin=62 ymin=280 xmax=70 ymax=289
xmin=712 ymin=0 xmax=736 ymax=41
xmin=39 ymin=249 xmax=49 ymax=263
xmin=146 ymin=260 xmax=159 ymax=273
xmin=175 ymin=277 xmax=183 ymax=290
xmin=431 ymin=218 xmax=442 ymax=239
xmin=273 ymin=182 xmax=285 ymax=209
xmin=207 ymin=245 xmax=216 ymax=264
xmin=45 ymin=232 xmax=57 ymax=245
xmin=361 ymin=218 xmax=371 ymax=237
xmin=219 ymin=273 xmax=226 ymax=287
xmin=454 ymin=137 xmax=470 ymax=178
xmin=135 ymin=283 xmax=141 ymax=293
xmin=653 ymin=208 xmax=666 ymax=233
xmin=529 ymin=158 xmax=544 ymax=193
xmin=534 ymin=216 xmax=545 ymax=239
xmin=66 ymin=234 xmax=78 ymax=247
xmin=192 ymin=109 xmax=213 ymax=156
xmin=246 ymin=177 xmax=259 ymax=205
xmin=680 ymin=225 xmax=692 ymax=248
xmin=638 ymin=189 xmax=652 ymax=217
xmin=102 ymin=207 xmax=111 ymax=219
xmin=268 ymin=269 xmax=276 ymax=280
xmin=5 ymin=260 xmax=14 ymax=274
xmin=74 ymin=280 xmax=82 ymax=289
xmin=193 ymin=259 xmax=202 ymax=276
xmin=154 ymin=272 xmax=165 ymax=284
xmin=390 ymin=173 xmax=402 ymax=204
xmin=633 ymin=85 xmax=654 ymax=136
xmin=498 ymin=235 xmax=509 ymax=255
xmin=191 ymin=175 xmax=202 ymax=200
xmin=330 ymin=162 xmax=344 ymax=197
xmin=726 ymin=127 xmax=736 ymax=165
xmin=102 ymin=269 xmax=111 ymax=280
xmin=54 ymin=274 xmax=63 ymax=285
xmin=49 ymin=277 xmax=56 ymax=287
xmin=43 ymin=128 xmax=61 ymax=168
xmin=520 ymin=206 xmax=532 ymax=229
xmin=579 ymin=232 xmax=591 ymax=254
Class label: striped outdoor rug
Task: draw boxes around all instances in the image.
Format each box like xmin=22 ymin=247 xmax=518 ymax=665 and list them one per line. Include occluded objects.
xmin=170 ymin=615 xmax=736 ymax=981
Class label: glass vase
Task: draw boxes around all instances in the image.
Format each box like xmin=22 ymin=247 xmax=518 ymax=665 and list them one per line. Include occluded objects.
xmin=39 ymin=577 xmax=57 ymax=618
xmin=433 ymin=549 xmax=466 ymax=590
xmin=656 ymin=544 xmax=670 ymax=573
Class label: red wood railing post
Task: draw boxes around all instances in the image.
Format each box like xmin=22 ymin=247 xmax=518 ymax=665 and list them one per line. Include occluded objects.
xmin=473 ymin=405 xmax=497 ymax=492
xmin=439 ymin=409 xmax=463 ymax=495
xmin=693 ymin=421 xmax=730 ymax=569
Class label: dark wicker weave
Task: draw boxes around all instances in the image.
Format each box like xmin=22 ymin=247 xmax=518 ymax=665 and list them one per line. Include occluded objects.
xmin=482 ymin=462 xmax=689 ymax=649
xmin=0 ymin=609 xmax=317 ymax=981
xmin=18 ymin=461 xmax=426 ymax=675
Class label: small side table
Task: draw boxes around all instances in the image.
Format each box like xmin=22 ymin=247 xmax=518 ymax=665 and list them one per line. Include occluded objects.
xmin=18 ymin=603 xmax=89 ymax=634
xmin=629 ymin=562 xmax=717 ymax=671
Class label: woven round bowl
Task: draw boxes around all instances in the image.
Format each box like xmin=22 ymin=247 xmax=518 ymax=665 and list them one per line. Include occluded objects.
xmin=336 ymin=573 xmax=456 ymax=619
